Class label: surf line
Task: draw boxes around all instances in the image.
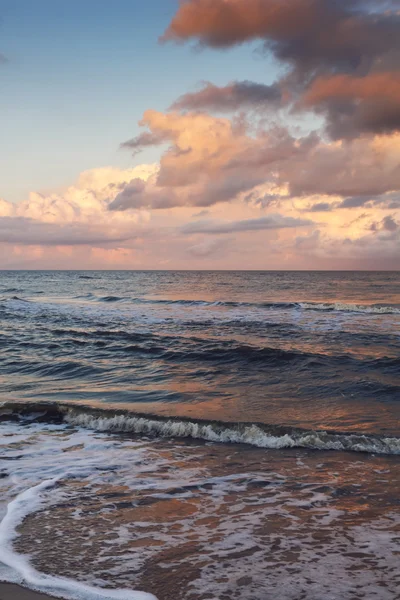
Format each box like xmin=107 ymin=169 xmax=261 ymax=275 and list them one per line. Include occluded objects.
xmin=0 ymin=477 xmax=157 ymax=600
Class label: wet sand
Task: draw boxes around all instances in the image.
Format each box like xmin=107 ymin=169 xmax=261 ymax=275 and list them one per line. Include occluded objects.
xmin=0 ymin=583 xmax=56 ymax=600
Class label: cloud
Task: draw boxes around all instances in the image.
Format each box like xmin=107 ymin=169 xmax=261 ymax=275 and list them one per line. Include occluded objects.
xmin=339 ymin=196 xmax=376 ymax=209
xmin=3 ymin=159 xmax=399 ymax=269
xmin=370 ymin=214 xmax=399 ymax=232
xmin=301 ymin=73 xmax=400 ymax=138
xmin=0 ymin=53 xmax=7 ymax=65
xmin=121 ymin=109 xmax=254 ymax=187
xmin=171 ymin=80 xmax=282 ymax=112
xmin=4 ymin=0 xmax=399 ymax=269
xmin=162 ymin=0 xmax=400 ymax=73
xmin=108 ymin=179 xmax=180 ymax=211
xmin=121 ymin=131 xmax=171 ymax=154
xmin=116 ymin=110 xmax=282 ymax=210
xmin=0 ymin=166 xmax=154 ymax=246
xmin=118 ymin=103 xmax=400 ymax=216
xmin=308 ymin=202 xmax=334 ymax=212
xmin=188 ymin=237 xmax=230 ymax=257
xmin=182 ymin=214 xmax=314 ymax=235
xmin=382 ymin=215 xmax=399 ymax=231
xmin=118 ymin=110 xmax=322 ymax=210
xmin=163 ymin=0 xmax=400 ymax=138
xmin=280 ymin=134 xmax=400 ymax=199
xmin=293 ymin=225 xmax=400 ymax=269
xmin=192 ymin=209 xmax=210 ymax=218
xmin=0 ymin=217 xmax=133 ymax=246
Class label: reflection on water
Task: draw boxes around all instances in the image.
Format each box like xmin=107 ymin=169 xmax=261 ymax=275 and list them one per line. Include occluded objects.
xmin=1 ymin=420 xmax=399 ymax=600
xmin=0 ymin=271 xmax=399 ymax=599
xmin=0 ymin=271 xmax=399 ymax=435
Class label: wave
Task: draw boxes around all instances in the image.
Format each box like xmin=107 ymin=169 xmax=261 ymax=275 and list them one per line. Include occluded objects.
xmin=12 ymin=295 xmax=30 ymax=302
xmin=1 ymin=360 xmax=104 ymax=379
xmin=2 ymin=291 xmax=399 ymax=314
xmin=298 ymin=302 xmax=400 ymax=314
xmin=120 ymin=341 xmax=308 ymax=365
xmin=70 ymin=295 xmax=400 ymax=314
xmin=1 ymin=402 xmax=400 ymax=456
xmin=0 ymin=296 xmax=30 ymax=306
xmin=99 ymin=296 xmax=126 ymax=303
xmin=1 ymin=324 xmax=397 ymax=373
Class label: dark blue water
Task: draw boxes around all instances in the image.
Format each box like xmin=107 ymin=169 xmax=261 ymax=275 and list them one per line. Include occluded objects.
xmin=1 ymin=271 xmax=400 ymax=600
xmin=0 ymin=270 xmax=399 ymax=438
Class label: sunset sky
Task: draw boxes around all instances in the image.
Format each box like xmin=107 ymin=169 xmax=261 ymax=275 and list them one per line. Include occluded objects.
xmin=1 ymin=0 xmax=399 ymax=269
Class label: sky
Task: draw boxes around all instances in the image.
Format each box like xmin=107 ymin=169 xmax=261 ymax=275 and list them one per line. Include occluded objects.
xmin=0 ymin=0 xmax=399 ymax=270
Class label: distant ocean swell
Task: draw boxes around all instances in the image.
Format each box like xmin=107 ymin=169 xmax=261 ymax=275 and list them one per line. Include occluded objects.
xmin=70 ymin=296 xmax=400 ymax=314
xmin=0 ymin=331 xmax=399 ymax=374
xmin=2 ymin=402 xmax=400 ymax=455
xmin=1 ymin=294 xmax=400 ymax=314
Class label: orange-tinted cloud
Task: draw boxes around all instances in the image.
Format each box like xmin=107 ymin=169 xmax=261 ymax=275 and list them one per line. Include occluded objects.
xmin=162 ymin=0 xmax=400 ymax=71
xmin=301 ymin=72 xmax=400 ymax=137
xmin=3 ymin=1 xmax=400 ymax=269
xmin=162 ymin=0 xmax=337 ymax=50
xmin=304 ymin=73 xmax=400 ymax=106
xmin=118 ymin=105 xmax=400 ymax=210
xmin=0 ymin=166 xmax=154 ymax=246
xmin=163 ymin=0 xmax=400 ymax=137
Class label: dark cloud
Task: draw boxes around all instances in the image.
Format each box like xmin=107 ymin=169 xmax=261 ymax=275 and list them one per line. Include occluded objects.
xmin=162 ymin=0 xmax=399 ymax=75
xmin=182 ymin=214 xmax=313 ymax=235
xmin=370 ymin=215 xmax=399 ymax=232
xmin=187 ymin=175 xmax=265 ymax=207
xmin=300 ymin=73 xmax=400 ymax=138
xmin=337 ymin=194 xmax=400 ymax=209
xmin=382 ymin=215 xmax=399 ymax=231
xmin=0 ymin=217 xmax=133 ymax=246
xmin=339 ymin=196 xmax=376 ymax=209
xmin=0 ymin=53 xmax=8 ymax=65
xmin=388 ymin=200 xmax=400 ymax=209
xmin=163 ymin=0 xmax=400 ymax=137
xmin=121 ymin=131 xmax=170 ymax=154
xmin=108 ymin=179 xmax=179 ymax=211
xmin=109 ymin=174 xmax=264 ymax=212
xmin=171 ymin=80 xmax=282 ymax=112
xmin=244 ymin=192 xmax=289 ymax=209
xmin=308 ymin=202 xmax=334 ymax=212
xmin=108 ymin=179 xmax=147 ymax=210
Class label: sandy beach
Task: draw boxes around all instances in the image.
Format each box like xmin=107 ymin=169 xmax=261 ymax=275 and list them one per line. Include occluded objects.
xmin=0 ymin=583 xmax=56 ymax=600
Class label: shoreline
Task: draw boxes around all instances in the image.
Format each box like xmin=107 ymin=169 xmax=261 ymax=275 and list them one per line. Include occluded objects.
xmin=0 ymin=583 xmax=57 ymax=600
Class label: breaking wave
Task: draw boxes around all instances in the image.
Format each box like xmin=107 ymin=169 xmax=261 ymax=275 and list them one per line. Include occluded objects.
xmin=2 ymin=402 xmax=400 ymax=456
xmin=0 ymin=471 xmax=157 ymax=600
xmin=297 ymin=302 xmax=400 ymax=314
xmin=71 ymin=296 xmax=400 ymax=314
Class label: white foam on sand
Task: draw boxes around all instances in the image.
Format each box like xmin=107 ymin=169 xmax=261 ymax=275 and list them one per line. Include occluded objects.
xmin=1 ymin=419 xmax=399 ymax=600
xmin=0 ymin=462 xmax=157 ymax=600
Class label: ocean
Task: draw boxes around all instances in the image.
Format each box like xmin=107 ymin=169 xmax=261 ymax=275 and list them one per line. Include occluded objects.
xmin=0 ymin=270 xmax=399 ymax=600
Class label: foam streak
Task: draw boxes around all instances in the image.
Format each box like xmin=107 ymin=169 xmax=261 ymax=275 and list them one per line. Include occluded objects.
xmin=0 ymin=478 xmax=157 ymax=600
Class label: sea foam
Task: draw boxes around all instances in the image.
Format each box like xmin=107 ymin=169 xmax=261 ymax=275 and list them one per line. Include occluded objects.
xmin=0 ymin=478 xmax=157 ymax=600
xmin=63 ymin=409 xmax=400 ymax=456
